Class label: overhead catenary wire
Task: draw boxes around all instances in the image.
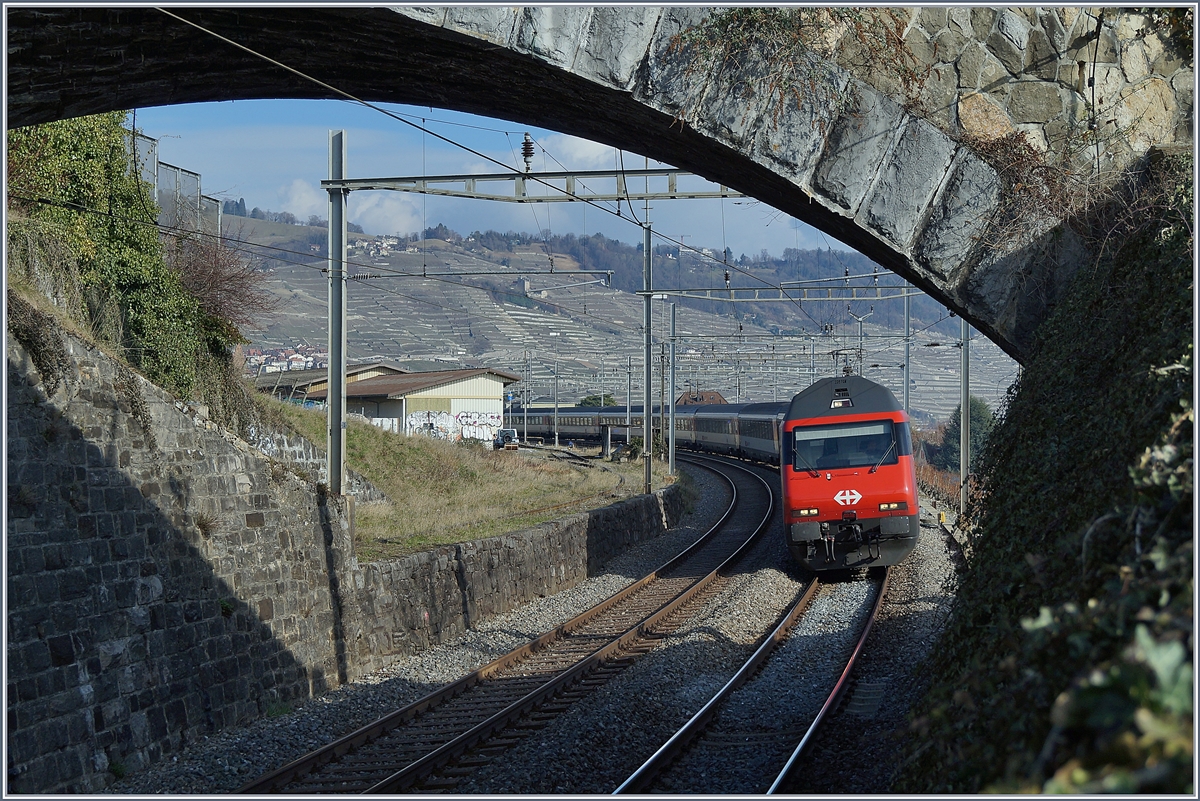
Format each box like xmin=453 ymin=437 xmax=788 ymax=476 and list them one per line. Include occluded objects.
xmin=153 ymin=6 xmax=798 ymax=306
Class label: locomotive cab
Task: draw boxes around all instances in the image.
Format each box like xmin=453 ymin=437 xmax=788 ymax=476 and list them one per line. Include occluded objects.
xmin=781 ymin=376 xmax=919 ymax=570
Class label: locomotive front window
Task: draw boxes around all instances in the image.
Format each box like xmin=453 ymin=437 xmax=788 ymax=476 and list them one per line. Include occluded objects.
xmin=792 ymin=421 xmax=900 ymax=471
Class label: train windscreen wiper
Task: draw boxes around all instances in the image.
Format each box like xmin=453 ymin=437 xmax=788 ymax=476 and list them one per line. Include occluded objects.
xmin=869 ymin=440 xmax=897 ymax=473
xmin=794 ymin=450 xmax=820 ymax=477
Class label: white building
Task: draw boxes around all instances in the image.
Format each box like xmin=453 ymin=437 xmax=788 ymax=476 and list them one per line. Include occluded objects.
xmin=306 ymin=367 xmax=521 ymax=442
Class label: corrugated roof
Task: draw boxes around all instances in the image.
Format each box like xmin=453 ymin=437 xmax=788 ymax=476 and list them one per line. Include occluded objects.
xmin=253 ymin=361 xmax=407 ymax=390
xmin=306 ymin=367 xmax=521 ymax=400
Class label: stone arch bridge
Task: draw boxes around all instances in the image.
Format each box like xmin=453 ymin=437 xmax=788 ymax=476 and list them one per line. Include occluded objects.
xmin=7 ymin=6 xmax=1191 ymax=362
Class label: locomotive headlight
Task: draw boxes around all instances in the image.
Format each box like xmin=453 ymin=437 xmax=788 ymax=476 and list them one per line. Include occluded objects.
xmin=795 ymin=507 xmax=819 ymax=518
xmin=878 ymin=501 xmax=908 ymax=512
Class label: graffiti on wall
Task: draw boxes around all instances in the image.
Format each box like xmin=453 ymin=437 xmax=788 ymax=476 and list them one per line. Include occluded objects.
xmin=399 ymin=410 xmax=503 ymax=442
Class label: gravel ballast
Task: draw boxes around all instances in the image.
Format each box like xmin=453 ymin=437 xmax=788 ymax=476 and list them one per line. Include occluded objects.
xmin=107 ymin=461 xmax=957 ymax=795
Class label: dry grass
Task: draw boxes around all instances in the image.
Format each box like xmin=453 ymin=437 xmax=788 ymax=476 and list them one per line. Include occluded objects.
xmin=268 ymin=401 xmax=673 ymax=560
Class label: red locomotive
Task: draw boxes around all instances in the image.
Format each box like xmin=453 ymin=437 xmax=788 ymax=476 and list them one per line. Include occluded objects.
xmin=780 ymin=375 xmax=919 ymax=570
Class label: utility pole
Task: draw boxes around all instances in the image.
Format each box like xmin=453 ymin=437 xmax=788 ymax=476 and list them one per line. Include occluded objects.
xmin=643 ymin=221 xmax=652 ymax=495
xmin=523 ymin=349 xmax=529 ymax=442
xmin=669 ymin=303 xmax=676 ymax=476
xmin=626 ymin=355 xmax=632 ymax=443
xmin=551 ymin=332 xmax=560 ymax=447
xmin=903 ymin=282 xmax=911 ymax=416
xmin=960 ymin=318 xmax=970 ymax=518
xmin=848 ymin=305 xmax=873 ymax=376
xmin=326 ymin=130 xmax=348 ymax=496
xmin=659 ymin=342 xmax=666 ymax=455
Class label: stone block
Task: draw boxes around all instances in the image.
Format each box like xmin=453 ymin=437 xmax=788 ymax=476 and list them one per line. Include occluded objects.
xmin=636 ymin=5 xmax=712 ymax=118
xmin=813 ymin=85 xmax=905 ymax=214
xmin=751 ymin=60 xmax=849 ymax=188
xmin=934 ymin=27 xmax=970 ymax=62
xmin=861 ymin=117 xmax=957 ymax=251
xmin=1007 ymin=81 xmax=1065 ymax=123
xmin=971 ymin=7 xmax=998 ymax=40
xmin=1024 ymin=28 xmax=1060 ymax=80
xmin=997 ymin=10 xmax=1032 ymax=51
xmin=573 ymin=6 xmax=661 ymax=91
xmin=508 ymin=5 xmax=588 ymax=68
xmin=920 ymin=62 xmax=960 ymax=129
xmin=1115 ymin=76 xmax=1179 ymax=152
xmin=987 ymin=28 xmax=1024 ymax=76
xmin=917 ymin=7 xmax=948 ymax=33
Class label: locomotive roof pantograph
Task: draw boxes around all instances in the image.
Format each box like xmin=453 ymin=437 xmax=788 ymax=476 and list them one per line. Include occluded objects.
xmin=787 ymin=376 xmax=904 ymax=421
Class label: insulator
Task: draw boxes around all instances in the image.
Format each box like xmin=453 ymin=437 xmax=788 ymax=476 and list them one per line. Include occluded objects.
xmin=521 ymin=133 xmax=535 ymax=173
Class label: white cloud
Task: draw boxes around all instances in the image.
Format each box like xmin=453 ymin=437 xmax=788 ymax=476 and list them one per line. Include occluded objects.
xmin=276 ymin=179 xmax=326 ymax=221
xmin=537 ymin=134 xmax=618 ymax=170
xmin=348 ymin=193 xmax=423 ymax=236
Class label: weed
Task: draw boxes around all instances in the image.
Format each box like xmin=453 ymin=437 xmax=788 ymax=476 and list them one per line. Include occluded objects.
xmin=6 ymin=287 xmax=71 ymax=396
xmin=108 ymin=760 xmax=126 ymax=780
xmin=267 ymin=459 xmax=289 ymax=483
xmin=193 ymin=511 xmax=218 ymax=538
xmin=219 ymin=598 xmax=235 ymax=618
xmin=670 ymin=9 xmax=925 ymax=130
xmin=266 ymin=701 xmax=291 ymax=718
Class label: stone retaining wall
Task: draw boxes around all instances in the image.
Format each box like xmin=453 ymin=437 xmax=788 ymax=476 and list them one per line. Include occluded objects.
xmin=241 ymin=424 xmax=387 ymax=503
xmin=344 ymin=489 xmax=685 ymax=674
xmin=5 ymin=314 xmax=683 ymax=793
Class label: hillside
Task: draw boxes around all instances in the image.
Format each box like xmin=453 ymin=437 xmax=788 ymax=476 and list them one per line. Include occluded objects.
xmin=235 ymin=220 xmax=1019 ymax=423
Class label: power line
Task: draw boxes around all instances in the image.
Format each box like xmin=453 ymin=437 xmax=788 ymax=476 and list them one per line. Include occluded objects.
xmin=152 ymin=7 xmax=826 ymax=315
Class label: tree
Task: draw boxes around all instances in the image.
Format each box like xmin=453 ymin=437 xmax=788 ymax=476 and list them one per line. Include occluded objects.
xmin=933 ymin=395 xmax=996 ymax=473
xmin=163 ymin=221 xmax=280 ymax=349
xmin=578 ymin=393 xmax=616 ymax=407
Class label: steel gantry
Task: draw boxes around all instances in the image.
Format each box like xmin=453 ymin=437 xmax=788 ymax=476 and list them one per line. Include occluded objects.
xmin=322 ymin=132 xmax=748 ymax=493
xmin=321 ymin=168 xmax=744 ymax=204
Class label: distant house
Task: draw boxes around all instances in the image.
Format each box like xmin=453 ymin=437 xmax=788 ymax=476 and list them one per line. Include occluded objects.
xmin=305 ymin=367 xmax=522 ymax=442
xmin=676 ymin=390 xmax=727 ymax=405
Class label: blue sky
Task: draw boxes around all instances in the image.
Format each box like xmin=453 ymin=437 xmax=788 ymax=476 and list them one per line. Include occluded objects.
xmin=133 ymin=99 xmax=853 ymax=258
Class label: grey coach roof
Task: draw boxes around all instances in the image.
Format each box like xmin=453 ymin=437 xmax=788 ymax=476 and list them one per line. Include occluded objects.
xmin=787 ymin=376 xmax=903 ymax=421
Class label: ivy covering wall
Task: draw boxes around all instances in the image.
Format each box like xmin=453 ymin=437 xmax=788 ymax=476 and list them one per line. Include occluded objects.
xmin=897 ymin=153 xmax=1193 ymax=793
xmin=7 ymin=111 xmax=239 ymax=399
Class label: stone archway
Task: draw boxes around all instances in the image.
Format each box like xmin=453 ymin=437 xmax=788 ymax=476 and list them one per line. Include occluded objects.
xmin=7 ymin=6 xmax=1190 ymax=361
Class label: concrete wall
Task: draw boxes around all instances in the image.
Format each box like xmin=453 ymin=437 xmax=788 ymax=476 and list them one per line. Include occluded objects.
xmin=5 ymin=312 xmax=684 ymax=793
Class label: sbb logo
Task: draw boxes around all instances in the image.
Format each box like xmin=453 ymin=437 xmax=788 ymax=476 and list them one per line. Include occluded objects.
xmin=834 ymin=489 xmax=862 ymax=506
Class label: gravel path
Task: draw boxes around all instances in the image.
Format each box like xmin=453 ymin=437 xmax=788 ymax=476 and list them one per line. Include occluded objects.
xmin=104 ymin=463 xmax=730 ymax=794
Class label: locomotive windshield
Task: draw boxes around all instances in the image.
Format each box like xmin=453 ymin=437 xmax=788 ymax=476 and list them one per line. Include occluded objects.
xmin=791 ymin=420 xmax=909 ymax=471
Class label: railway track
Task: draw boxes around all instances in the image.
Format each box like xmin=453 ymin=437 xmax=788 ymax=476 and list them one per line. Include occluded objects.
xmin=237 ymin=455 xmax=774 ymax=794
xmin=613 ymin=567 xmax=890 ymax=794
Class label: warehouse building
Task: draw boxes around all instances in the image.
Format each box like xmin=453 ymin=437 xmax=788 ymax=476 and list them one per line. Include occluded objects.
xmin=306 ymin=367 xmax=522 ymax=442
